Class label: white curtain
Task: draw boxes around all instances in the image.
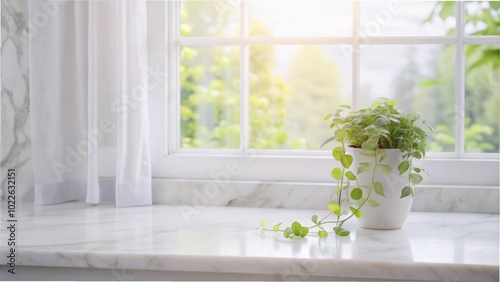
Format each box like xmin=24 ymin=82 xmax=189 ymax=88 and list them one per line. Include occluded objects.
xmin=29 ymin=0 xmax=152 ymax=207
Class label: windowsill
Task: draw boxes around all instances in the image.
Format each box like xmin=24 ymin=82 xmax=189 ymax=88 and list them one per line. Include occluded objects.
xmin=0 ymin=202 xmax=498 ymax=281
xmin=152 ymin=179 xmax=500 ymax=214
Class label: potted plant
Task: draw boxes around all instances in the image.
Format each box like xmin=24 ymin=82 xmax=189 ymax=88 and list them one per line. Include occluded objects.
xmin=259 ymin=99 xmax=433 ymax=237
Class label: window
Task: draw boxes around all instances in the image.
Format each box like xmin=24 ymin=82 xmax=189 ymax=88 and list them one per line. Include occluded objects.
xmin=156 ymin=0 xmax=499 ymax=187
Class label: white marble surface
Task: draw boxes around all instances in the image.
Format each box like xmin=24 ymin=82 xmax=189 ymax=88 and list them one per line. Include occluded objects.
xmin=0 ymin=202 xmax=498 ymax=281
xmin=153 ymin=179 xmax=500 ymax=213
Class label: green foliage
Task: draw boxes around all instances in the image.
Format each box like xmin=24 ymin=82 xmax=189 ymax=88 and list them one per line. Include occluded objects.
xmin=337 ymin=99 xmax=431 ymax=152
xmin=259 ymin=99 xmax=432 ymax=238
xmin=327 ymin=201 xmax=341 ymax=216
xmin=180 ymin=6 xmax=300 ymax=149
xmin=311 ymin=215 xmax=318 ymax=224
xmin=322 ymin=99 xmax=430 ymax=230
xmin=420 ymin=1 xmax=499 ymax=153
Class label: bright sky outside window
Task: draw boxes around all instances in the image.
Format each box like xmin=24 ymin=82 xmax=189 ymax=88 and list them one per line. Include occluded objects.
xmin=178 ymin=0 xmax=499 ymax=154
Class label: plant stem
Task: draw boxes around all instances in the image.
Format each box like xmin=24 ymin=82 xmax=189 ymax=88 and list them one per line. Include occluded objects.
xmin=336 ymin=124 xmax=346 ymax=225
xmin=340 ymin=149 xmax=379 ymax=224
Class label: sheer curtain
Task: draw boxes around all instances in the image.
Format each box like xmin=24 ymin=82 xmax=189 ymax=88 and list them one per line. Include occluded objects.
xmin=29 ymin=0 xmax=152 ymax=207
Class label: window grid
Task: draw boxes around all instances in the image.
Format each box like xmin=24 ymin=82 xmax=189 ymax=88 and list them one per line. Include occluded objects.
xmin=239 ymin=0 xmax=249 ymax=152
xmin=170 ymin=0 xmax=499 ymax=159
xmin=457 ymin=0 xmax=464 ymax=158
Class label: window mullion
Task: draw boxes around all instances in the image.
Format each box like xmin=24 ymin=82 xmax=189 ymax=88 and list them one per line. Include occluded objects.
xmin=240 ymin=0 xmax=249 ymax=152
xmin=456 ymin=0 xmax=465 ymax=158
xmin=168 ymin=0 xmax=180 ymax=154
xmin=351 ymin=0 xmax=360 ymax=109
xmin=176 ymin=37 xmax=463 ymax=46
xmin=352 ymin=0 xmax=360 ymax=110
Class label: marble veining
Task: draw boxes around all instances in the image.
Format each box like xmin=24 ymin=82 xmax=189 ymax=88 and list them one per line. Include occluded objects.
xmin=1 ymin=0 xmax=33 ymax=201
xmin=153 ymin=179 xmax=499 ymax=213
xmin=0 ymin=202 xmax=497 ymax=281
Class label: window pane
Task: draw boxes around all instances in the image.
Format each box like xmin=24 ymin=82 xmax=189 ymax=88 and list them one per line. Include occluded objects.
xmin=249 ymin=45 xmax=352 ymax=150
xmin=180 ymin=46 xmax=240 ymax=148
xmin=180 ymin=0 xmax=240 ymax=37
xmin=359 ymin=1 xmax=455 ymax=36
xmin=248 ymin=1 xmax=352 ymax=37
xmin=359 ymin=45 xmax=456 ymax=153
xmin=465 ymin=1 xmax=500 ymax=35
xmin=464 ymin=44 xmax=499 ymax=153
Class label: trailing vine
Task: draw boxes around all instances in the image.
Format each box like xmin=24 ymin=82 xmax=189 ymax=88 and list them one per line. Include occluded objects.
xmin=258 ymin=99 xmax=433 ymax=238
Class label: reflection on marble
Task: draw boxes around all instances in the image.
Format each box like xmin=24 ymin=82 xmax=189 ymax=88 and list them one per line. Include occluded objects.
xmin=1 ymin=0 xmax=33 ymax=201
xmin=0 ymin=202 xmax=497 ymax=281
xmin=153 ymin=179 xmax=499 ymax=213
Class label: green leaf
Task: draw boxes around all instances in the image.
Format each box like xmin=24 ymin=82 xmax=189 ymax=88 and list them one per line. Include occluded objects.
xmin=340 ymin=154 xmax=353 ymax=169
xmin=292 ymin=221 xmax=302 ymax=237
xmin=333 ymin=226 xmax=351 ymax=236
xmin=467 ymin=54 xmax=496 ymax=71
xmin=360 ymin=149 xmax=376 ymax=156
xmin=414 ymin=167 xmax=421 ymax=173
xmin=328 ymin=201 xmax=342 ymax=216
xmin=368 ymin=199 xmax=380 ymax=207
xmin=373 ymin=182 xmax=385 ymax=197
xmin=375 ymin=116 xmax=389 ymax=126
xmin=260 ymin=219 xmax=266 ymax=228
xmin=311 ymin=215 xmax=318 ymax=224
xmin=438 ymin=1 xmax=455 ymax=20
xmin=332 ymin=146 xmax=344 ymax=161
xmin=351 ymin=188 xmax=363 ymax=201
xmin=378 ymin=149 xmax=388 ymax=162
xmin=321 ymin=136 xmax=337 ymax=148
xmin=324 ymin=113 xmax=333 ymax=121
xmin=338 ymin=229 xmax=350 ymax=236
xmin=379 ymin=164 xmax=391 ymax=175
xmin=333 ymin=226 xmax=340 ymax=234
xmin=335 ymin=129 xmax=347 ymax=141
xmin=401 ymin=186 xmax=413 ymax=198
xmin=345 ymin=171 xmax=356 ymax=181
xmin=398 ymin=161 xmax=410 ymax=175
xmin=418 ymin=78 xmax=447 ymax=88
xmin=357 ymin=163 xmax=373 ymax=175
xmin=318 ymin=230 xmax=329 ymax=238
xmin=273 ymin=223 xmax=282 ymax=232
xmin=349 ymin=206 xmax=362 ymax=218
xmin=300 ymin=227 xmax=309 ymax=237
xmin=340 ymin=105 xmax=351 ymax=109
xmin=331 ymin=168 xmax=343 ymax=181
xmin=283 ymin=227 xmax=293 ymax=238
xmin=361 ymin=135 xmax=379 ymax=150
xmin=412 ymin=151 xmax=423 ymax=159
xmin=410 ymin=173 xmax=423 ymax=185
xmin=490 ymin=1 xmax=500 ymax=9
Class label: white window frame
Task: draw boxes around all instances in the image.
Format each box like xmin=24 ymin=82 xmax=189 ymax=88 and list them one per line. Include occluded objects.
xmin=151 ymin=0 xmax=499 ymax=188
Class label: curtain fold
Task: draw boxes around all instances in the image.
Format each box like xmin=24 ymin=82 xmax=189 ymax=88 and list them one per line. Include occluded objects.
xmin=29 ymin=0 xmax=152 ymax=207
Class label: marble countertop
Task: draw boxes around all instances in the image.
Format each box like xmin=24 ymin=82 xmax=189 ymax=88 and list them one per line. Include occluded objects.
xmin=0 ymin=202 xmax=498 ymax=281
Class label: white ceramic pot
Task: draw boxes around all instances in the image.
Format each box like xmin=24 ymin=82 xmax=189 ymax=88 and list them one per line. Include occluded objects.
xmin=347 ymin=147 xmax=413 ymax=230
